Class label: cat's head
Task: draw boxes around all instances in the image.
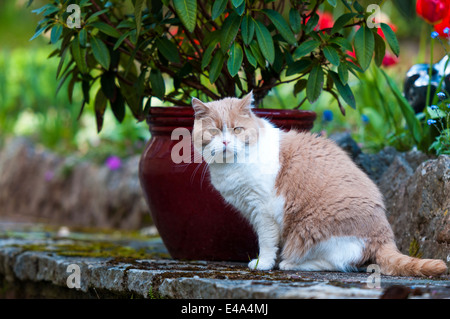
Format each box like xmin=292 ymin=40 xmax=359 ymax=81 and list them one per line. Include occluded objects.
xmin=191 ymin=92 xmax=264 ymax=164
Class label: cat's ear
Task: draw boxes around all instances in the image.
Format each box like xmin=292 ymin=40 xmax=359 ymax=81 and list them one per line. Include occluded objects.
xmin=239 ymin=90 xmax=254 ymax=114
xmin=192 ymin=97 xmax=209 ymax=118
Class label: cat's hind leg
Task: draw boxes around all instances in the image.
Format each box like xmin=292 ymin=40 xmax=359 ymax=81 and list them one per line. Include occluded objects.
xmin=279 ymin=236 xmax=365 ymax=272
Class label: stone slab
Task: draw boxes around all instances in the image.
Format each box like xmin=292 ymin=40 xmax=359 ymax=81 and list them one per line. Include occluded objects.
xmin=1 ymin=223 xmax=449 ymax=299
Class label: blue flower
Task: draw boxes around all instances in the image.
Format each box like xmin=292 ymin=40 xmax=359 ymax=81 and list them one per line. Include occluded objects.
xmin=361 ymin=114 xmax=369 ymax=124
xmin=431 ymin=31 xmax=439 ymax=39
xmin=430 ymin=105 xmax=439 ymax=110
xmin=427 ymin=119 xmax=437 ymax=125
xmin=437 ymin=92 xmax=446 ymax=100
xmin=323 ymin=110 xmax=333 ymax=122
xmin=445 ymin=27 xmax=450 ymax=34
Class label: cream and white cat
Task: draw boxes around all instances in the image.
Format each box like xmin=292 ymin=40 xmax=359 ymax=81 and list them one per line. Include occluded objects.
xmin=191 ymin=92 xmax=447 ymax=276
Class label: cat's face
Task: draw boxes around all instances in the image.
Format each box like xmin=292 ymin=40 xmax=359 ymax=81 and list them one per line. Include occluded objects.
xmin=192 ymin=92 xmax=263 ymax=164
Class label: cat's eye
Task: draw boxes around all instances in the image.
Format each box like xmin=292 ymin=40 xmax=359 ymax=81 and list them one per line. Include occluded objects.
xmin=208 ymin=128 xmax=221 ymax=136
xmin=233 ymin=127 xmax=244 ymax=134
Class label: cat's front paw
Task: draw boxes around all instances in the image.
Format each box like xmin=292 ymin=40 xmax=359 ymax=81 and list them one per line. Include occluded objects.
xmin=248 ymin=258 xmax=275 ymax=271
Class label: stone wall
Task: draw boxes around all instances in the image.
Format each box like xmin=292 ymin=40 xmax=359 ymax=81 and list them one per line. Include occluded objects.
xmin=0 ymin=138 xmax=150 ymax=230
xmin=378 ymin=154 xmax=450 ymax=265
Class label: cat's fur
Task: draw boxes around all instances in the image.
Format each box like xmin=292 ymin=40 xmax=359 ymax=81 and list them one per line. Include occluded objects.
xmin=191 ymin=92 xmax=448 ymax=276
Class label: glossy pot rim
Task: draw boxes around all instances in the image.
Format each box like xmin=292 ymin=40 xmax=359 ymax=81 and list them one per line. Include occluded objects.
xmin=145 ymin=106 xmax=316 ymax=134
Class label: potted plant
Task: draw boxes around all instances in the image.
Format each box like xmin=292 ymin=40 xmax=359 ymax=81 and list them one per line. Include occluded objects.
xmin=30 ymin=0 xmax=399 ymax=261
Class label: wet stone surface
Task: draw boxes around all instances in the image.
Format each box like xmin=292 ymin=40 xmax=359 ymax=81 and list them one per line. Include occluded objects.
xmin=0 ymin=222 xmax=449 ymax=299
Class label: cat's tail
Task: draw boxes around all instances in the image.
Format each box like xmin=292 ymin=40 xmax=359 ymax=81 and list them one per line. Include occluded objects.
xmin=375 ymin=242 xmax=448 ymax=277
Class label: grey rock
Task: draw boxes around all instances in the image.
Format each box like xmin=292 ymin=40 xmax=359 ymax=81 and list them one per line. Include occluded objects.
xmin=379 ymin=155 xmax=450 ymax=267
xmin=330 ymin=132 xmax=362 ymax=160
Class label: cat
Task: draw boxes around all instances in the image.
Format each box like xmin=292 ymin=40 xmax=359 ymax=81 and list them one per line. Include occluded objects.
xmin=191 ymin=92 xmax=448 ymax=276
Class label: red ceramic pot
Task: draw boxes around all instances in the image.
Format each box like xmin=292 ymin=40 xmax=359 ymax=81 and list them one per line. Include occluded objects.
xmin=139 ymin=107 xmax=316 ymax=261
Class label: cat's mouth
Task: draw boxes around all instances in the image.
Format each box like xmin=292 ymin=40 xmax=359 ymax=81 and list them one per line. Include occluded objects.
xmin=208 ymin=146 xmax=239 ymax=163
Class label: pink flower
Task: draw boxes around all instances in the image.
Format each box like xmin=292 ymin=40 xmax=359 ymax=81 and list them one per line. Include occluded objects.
xmin=44 ymin=170 xmax=54 ymax=181
xmin=382 ymin=52 xmax=398 ymax=67
xmin=105 ymin=156 xmax=122 ymax=170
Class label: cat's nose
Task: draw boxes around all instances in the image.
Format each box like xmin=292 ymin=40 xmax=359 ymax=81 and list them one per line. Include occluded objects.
xmin=223 ymin=140 xmax=229 ymax=146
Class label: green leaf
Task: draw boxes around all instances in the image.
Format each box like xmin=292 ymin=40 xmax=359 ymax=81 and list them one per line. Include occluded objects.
xmin=244 ymin=45 xmax=257 ymax=68
xmin=94 ymin=89 xmax=107 ymax=133
xmin=209 ymin=50 xmax=225 ymax=84
xmin=306 ymin=64 xmax=324 ymax=103
xmin=329 ymin=70 xmax=355 ymax=109
xmin=79 ymin=28 xmax=88 ymax=47
xmin=427 ymin=106 xmax=447 ymax=119
xmin=156 ymin=37 xmax=181 ymax=63
xmin=119 ymin=77 xmax=142 ymax=119
xmin=354 ymin=25 xmax=374 ymax=71
xmin=173 ymin=0 xmax=197 ymax=33
xmin=327 ymin=0 xmax=337 ymax=7
xmin=353 ymin=0 xmax=364 ymax=12
xmin=85 ymin=9 xmax=109 ymax=24
xmin=323 ymin=45 xmax=340 ymax=66
xmin=380 ymin=22 xmax=400 ymax=56
xmin=30 ymin=25 xmax=46 ymax=41
xmin=50 ymin=24 xmax=63 ymax=44
xmin=329 ymin=37 xmax=353 ymax=51
xmin=89 ymin=21 xmax=121 ymax=38
xmin=286 ymin=59 xmax=312 ymax=76
xmin=100 ymin=71 xmax=117 ymax=100
xmin=134 ymin=0 xmax=145 ymax=36
xmin=211 ymin=0 xmax=228 ymax=20
xmin=81 ymin=79 xmax=91 ymax=105
xmin=201 ymin=39 xmax=218 ymax=69
xmin=241 ymin=14 xmax=255 ymax=45
xmin=294 ymin=79 xmax=307 ymax=96
xmin=231 ymin=0 xmax=244 ymax=7
xmin=227 ymin=42 xmax=243 ymax=77
xmin=338 ymin=62 xmax=348 ymax=85
xmin=304 ymin=13 xmax=319 ymax=33
xmin=373 ymin=32 xmax=386 ymax=67
xmin=380 ymin=69 xmax=423 ymax=144
xmin=233 ymin=1 xmax=245 ymax=15
xmin=110 ymin=90 xmax=125 ymax=123
xmin=293 ymin=40 xmax=320 ymax=59
xmin=32 ymin=4 xmax=53 ymax=15
xmin=254 ymin=20 xmax=275 ymax=64
xmin=261 ymin=9 xmax=296 ymax=45
xmin=331 ymin=13 xmax=357 ymax=34
xmin=220 ymin=12 xmax=241 ymax=52
xmin=149 ymin=69 xmax=165 ymax=100
xmin=289 ymin=8 xmax=301 ymax=34
xmin=114 ymin=30 xmax=132 ymax=50
xmin=91 ymin=36 xmax=111 ymax=69
xmin=71 ymin=35 xmax=88 ymax=74
xmin=249 ymin=40 xmax=265 ymax=67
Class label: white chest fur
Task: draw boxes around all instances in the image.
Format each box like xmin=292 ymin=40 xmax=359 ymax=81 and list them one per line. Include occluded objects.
xmin=207 ymin=119 xmax=284 ymax=226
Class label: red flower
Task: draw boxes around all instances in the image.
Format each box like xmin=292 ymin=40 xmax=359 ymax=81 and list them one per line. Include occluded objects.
xmin=434 ymin=11 xmax=450 ymax=36
xmin=416 ymin=0 xmax=450 ymax=25
xmin=318 ymin=11 xmax=334 ymax=29
xmin=305 ymin=10 xmax=334 ymax=31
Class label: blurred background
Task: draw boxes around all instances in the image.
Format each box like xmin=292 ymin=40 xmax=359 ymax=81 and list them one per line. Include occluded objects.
xmin=0 ymin=0 xmax=150 ymax=164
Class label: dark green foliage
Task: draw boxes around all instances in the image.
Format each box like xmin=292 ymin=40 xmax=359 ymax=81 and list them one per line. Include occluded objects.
xmin=29 ymin=0 xmax=399 ymax=132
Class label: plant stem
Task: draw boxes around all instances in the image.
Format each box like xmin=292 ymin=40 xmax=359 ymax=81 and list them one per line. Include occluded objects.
xmin=426 ymin=31 xmax=434 ymax=109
